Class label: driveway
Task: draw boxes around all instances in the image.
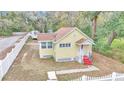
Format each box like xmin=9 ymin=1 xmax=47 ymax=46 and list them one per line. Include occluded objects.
xmin=0 ymin=36 xmax=22 ymax=52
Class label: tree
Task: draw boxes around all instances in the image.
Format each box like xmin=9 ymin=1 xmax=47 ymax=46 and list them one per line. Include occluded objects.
xmin=91 ymin=11 xmax=101 ymax=39
xmin=96 ymin=12 xmax=124 ymax=45
xmin=107 ymin=31 xmax=117 ymax=45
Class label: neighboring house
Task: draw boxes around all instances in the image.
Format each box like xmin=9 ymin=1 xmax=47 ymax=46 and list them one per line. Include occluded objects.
xmin=37 ymin=27 xmax=94 ymax=63
xmin=30 ymin=30 xmax=39 ymax=39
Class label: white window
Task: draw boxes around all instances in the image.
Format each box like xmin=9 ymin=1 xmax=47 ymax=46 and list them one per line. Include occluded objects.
xmin=66 ymin=43 xmax=71 ymax=47
xmin=60 ymin=44 xmax=63 ymax=47
xmin=41 ymin=42 xmax=53 ymax=49
xmin=48 ymin=42 xmax=53 ymax=48
xmin=59 ymin=43 xmax=71 ymax=48
xmin=41 ymin=42 xmax=46 ymax=49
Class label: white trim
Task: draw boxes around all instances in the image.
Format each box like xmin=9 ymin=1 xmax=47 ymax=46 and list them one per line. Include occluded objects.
xmin=38 ymin=40 xmax=53 ymax=42
xmin=78 ymin=46 xmax=82 ymax=63
xmin=80 ymin=43 xmax=92 ymax=45
xmin=75 ymin=27 xmax=95 ymax=45
xmin=56 ymin=57 xmax=75 ymax=62
xmin=40 ymin=54 xmax=53 ymax=58
xmin=76 ymin=39 xmax=93 ymax=45
xmin=54 ymin=27 xmax=94 ymax=45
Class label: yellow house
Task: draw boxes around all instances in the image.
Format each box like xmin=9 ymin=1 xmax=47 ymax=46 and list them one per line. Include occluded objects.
xmin=38 ymin=27 xmax=94 ymax=63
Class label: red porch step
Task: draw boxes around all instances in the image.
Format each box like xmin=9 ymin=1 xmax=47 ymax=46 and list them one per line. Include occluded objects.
xmin=83 ymin=55 xmax=93 ymax=65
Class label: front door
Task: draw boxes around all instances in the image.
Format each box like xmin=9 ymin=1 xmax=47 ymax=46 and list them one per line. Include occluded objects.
xmin=78 ymin=45 xmax=83 ymax=63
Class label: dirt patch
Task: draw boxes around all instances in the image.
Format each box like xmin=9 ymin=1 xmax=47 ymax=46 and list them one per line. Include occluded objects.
xmin=3 ymin=39 xmax=87 ymax=81
xmin=93 ymin=52 xmax=124 ymax=72
xmin=0 ymin=45 xmax=15 ymax=60
xmin=15 ymin=36 xmax=24 ymax=43
xmin=58 ymin=52 xmax=124 ymax=80
xmin=3 ymin=39 xmax=124 ymax=81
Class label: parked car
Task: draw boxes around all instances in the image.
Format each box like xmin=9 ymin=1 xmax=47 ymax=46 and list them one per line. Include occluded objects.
xmin=30 ymin=31 xmax=39 ymax=40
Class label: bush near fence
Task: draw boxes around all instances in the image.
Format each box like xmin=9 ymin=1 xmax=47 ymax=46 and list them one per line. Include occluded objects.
xmin=0 ymin=34 xmax=29 ymax=80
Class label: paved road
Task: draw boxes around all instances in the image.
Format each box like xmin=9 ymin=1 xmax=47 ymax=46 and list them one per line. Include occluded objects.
xmin=0 ymin=36 xmax=22 ymax=52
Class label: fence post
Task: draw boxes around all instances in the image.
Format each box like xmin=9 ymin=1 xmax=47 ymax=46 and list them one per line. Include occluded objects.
xmin=81 ymin=75 xmax=87 ymax=81
xmin=112 ymin=72 xmax=116 ymax=81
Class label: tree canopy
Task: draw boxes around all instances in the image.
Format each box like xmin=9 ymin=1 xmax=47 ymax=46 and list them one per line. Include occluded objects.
xmin=0 ymin=11 xmax=124 ymax=41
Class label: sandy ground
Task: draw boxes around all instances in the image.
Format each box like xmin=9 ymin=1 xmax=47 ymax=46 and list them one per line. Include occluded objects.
xmin=3 ymin=39 xmax=87 ymax=81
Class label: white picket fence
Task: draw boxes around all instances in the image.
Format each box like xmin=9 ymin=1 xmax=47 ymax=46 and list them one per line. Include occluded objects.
xmin=71 ymin=72 xmax=124 ymax=81
xmin=0 ymin=34 xmax=29 ymax=80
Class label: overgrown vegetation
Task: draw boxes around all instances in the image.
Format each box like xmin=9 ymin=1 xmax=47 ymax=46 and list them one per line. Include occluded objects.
xmin=92 ymin=12 xmax=124 ymax=63
xmin=0 ymin=12 xmax=33 ymax=36
xmin=93 ymin=38 xmax=124 ymax=63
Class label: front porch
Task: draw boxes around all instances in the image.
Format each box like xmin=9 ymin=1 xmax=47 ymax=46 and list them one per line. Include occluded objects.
xmin=76 ymin=38 xmax=93 ymax=64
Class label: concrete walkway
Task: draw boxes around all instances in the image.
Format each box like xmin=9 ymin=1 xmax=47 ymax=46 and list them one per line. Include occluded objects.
xmin=56 ymin=66 xmax=99 ymax=75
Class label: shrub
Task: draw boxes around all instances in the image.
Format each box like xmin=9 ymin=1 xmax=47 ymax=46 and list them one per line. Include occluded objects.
xmin=93 ymin=38 xmax=111 ymax=55
xmin=111 ymin=38 xmax=124 ymax=50
xmin=0 ymin=30 xmax=12 ymax=36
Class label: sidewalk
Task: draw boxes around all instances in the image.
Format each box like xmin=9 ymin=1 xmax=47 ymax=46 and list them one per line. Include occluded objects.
xmin=56 ymin=66 xmax=99 ymax=75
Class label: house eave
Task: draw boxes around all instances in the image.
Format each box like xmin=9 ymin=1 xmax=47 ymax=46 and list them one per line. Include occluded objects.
xmin=38 ymin=40 xmax=54 ymax=42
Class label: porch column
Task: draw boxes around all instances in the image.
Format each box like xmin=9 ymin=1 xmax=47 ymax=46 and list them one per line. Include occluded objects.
xmin=78 ymin=45 xmax=83 ymax=64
